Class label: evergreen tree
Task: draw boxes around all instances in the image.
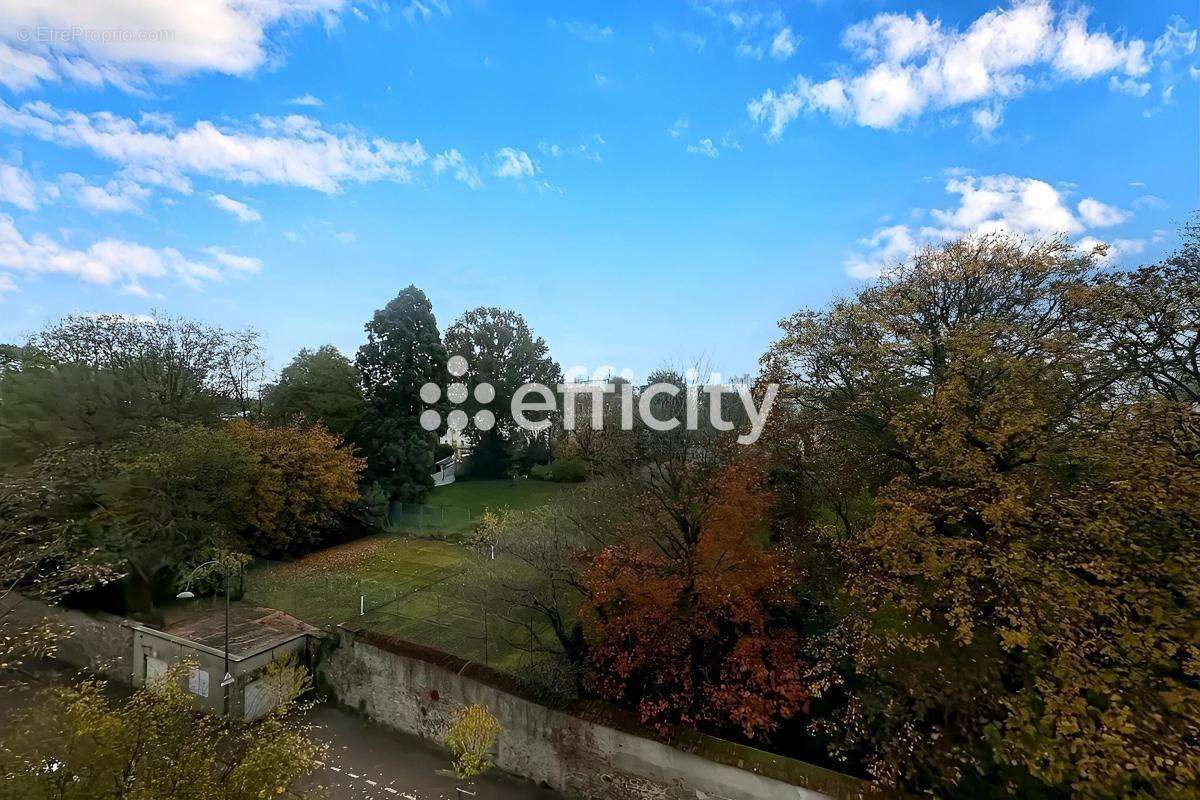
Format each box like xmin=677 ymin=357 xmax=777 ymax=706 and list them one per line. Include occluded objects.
xmin=354 ymin=286 xmax=448 ymax=502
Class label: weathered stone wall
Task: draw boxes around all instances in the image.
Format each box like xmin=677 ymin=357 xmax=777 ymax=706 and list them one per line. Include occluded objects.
xmin=1 ymin=595 xmax=133 ymax=682
xmin=321 ymin=625 xmax=877 ymax=800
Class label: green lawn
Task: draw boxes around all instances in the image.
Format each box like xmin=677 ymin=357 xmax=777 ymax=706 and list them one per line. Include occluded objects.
xmin=244 ymin=479 xmax=575 ymax=670
xmin=387 ymin=478 xmax=573 ymax=539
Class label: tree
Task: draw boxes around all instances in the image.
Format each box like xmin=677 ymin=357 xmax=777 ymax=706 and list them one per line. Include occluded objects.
xmin=355 ymin=286 xmax=448 ymax=502
xmin=0 ymin=314 xmax=267 ymax=465
xmin=0 ymin=663 xmax=322 ymax=800
xmin=96 ymin=424 xmax=253 ymax=609
xmin=580 ymin=456 xmax=808 ymax=741
xmin=263 ymin=345 xmax=365 ymax=437
xmin=26 ymin=312 xmax=266 ymax=419
xmin=761 ymin=233 xmax=1200 ymax=797
xmin=462 ymin=480 xmax=626 ymax=669
xmin=443 ymin=307 xmax=561 ymax=449
xmin=1091 ymin=215 xmax=1200 ymax=402
xmin=225 ymin=419 xmax=364 ymax=557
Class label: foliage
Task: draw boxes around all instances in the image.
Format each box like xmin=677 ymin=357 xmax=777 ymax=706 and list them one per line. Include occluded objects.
xmin=761 ymin=232 xmax=1200 ymax=797
xmin=1091 ymin=214 xmax=1200 ymax=402
xmin=460 ymin=481 xmax=622 ymax=667
xmin=580 ymin=460 xmax=808 ymax=740
xmin=263 ymin=345 xmax=366 ymax=437
xmin=0 ymin=664 xmax=322 ymax=800
xmin=463 ymin=431 xmax=511 ymax=479
xmin=225 ymin=419 xmax=364 ymax=557
xmin=443 ymin=306 xmax=561 ymax=441
xmin=0 ymin=476 xmax=121 ymax=668
xmin=355 ymin=286 xmax=448 ymax=502
xmin=96 ymin=424 xmax=252 ymax=604
xmin=256 ymin=653 xmax=313 ymax=713
xmin=546 ymin=457 xmax=587 ymax=482
xmin=444 ymin=704 xmax=502 ymax=779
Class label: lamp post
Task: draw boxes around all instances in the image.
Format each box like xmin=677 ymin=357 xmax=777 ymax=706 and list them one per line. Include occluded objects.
xmin=176 ymin=560 xmax=236 ymax=705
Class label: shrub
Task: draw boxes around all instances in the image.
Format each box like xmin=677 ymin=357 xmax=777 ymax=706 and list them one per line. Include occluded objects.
xmin=444 ymin=704 xmax=502 ymax=779
xmin=549 ymin=457 xmax=587 ymax=483
xmin=530 ymin=463 xmax=552 ymax=480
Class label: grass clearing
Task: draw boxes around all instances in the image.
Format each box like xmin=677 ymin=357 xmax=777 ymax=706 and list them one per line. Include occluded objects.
xmin=387 ymin=478 xmax=573 ymax=539
xmin=245 ymin=479 xmax=577 ymax=669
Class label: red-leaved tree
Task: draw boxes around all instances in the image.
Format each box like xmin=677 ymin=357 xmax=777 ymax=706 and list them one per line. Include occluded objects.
xmin=580 ymin=459 xmax=807 ymax=740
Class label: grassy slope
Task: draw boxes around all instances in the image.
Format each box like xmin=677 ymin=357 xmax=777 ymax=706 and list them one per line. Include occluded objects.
xmin=244 ymin=478 xmax=576 ymax=669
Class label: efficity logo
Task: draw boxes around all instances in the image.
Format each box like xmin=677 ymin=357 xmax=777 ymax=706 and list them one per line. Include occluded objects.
xmin=420 ymin=358 xmax=779 ymax=445
xmin=419 ymin=355 xmax=497 ymax=433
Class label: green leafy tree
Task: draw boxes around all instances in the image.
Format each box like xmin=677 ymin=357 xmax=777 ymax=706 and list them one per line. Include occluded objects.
xmin=0 ymin=314 xmax=266 ymax=465
xmin=444 ymin=307 xmax=561 ymax=462
xmin=355 ymin=286 xmax=448 ymax=502
xmin=0 ymin=663 xmax=322 ymax=800
xmin=263 ymin=345 xmax=366 ymax=437
xmin=761 ymin=233 xmax=1200 ymax=798
xmin=96 ymin=424 xmax=252 ymax=609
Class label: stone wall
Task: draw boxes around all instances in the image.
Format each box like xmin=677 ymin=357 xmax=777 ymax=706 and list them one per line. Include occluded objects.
xmin=321 ymin=625 xmax=881 ymax=800
xmin=1 ymin=594 xmax=134 ymax=682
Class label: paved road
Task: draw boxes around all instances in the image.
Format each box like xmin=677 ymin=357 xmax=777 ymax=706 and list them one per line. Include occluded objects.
xmin=1 ymin=664 xmax=560 ymax=800
xmin=303 ymin=704 xmax=562 ymax=800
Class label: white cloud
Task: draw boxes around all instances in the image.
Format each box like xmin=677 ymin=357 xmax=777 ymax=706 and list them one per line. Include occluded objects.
xmin=492 ymin=147 xmax=536 ymax=179
xmin=0 ymin=162 xmax=39 ymax=210
xmin=845 ymin=173 xmax=1135 ymax=277
xmin=0 ymin=272 xmax=17 ymax=294
xmin=0 ymin=0 xmax=348 ymax=92
xmin=594 ymin=72 xmax=610 ymax=88
xmin=771 ymin=27 xmax=798 ymax=61
xmin=0 ymin=41 xmax=56 ymax=91
xmin=971 ymin=103 xmax=1004 ymax=137
xmin=0 ymin=100 xmax=428 ymax=194
xmin=60 ymin=174 xmax=151 ymax=214
xmin=209 ymin=193 xmax=262 ymax=222
xmin=1077 ymin=197 xmax=1130 ymax=227
xmin=402 ymin=0 xmax=450 ymax=24
xmin=686 ymin=138 xmax=719 ymax=158
xmin=202 ymin=245 xmax=262 ymax=273
xmin=1109 ymin=75 xmax=1151 ymax=96
xmin=750 ymin=1 xmax=1158 ymax=138
xmin=0 ymin=213 xmax=234 ymax=295
xmin=331 ymin=230 xmax=357 ymax=244
xmin=553 ymin=20 xmax=613 ymax=43
xmin=668 ymin=117 xmax=690 ymax=139
xmin=287 ymin=93 xmax=325 ymax=108
xmin=431 ymin=149 xmax=483 ymax=189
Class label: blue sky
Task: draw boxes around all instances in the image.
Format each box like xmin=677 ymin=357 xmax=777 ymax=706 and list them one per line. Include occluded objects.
xmin=0 ymin=0 xmax=1196 ymax=380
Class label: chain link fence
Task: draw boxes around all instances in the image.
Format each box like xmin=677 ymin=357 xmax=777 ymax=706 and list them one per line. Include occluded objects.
xmin=244 ymin=543 xmax=559 ymax=673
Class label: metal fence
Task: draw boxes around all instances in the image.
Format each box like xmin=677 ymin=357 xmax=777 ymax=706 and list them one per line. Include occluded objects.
xmin=386 ymin=502 xmax=482 ymax=537
xmin=244 ymin=548 xmax=557 ymax=672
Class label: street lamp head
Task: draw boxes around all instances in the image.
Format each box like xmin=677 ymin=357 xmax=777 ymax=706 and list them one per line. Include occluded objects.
xmin=176 ymin=590 xmax=196 ymax=600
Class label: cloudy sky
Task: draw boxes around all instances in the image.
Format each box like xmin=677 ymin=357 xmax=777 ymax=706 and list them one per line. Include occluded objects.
xmin=0 ymin=0 xmax=1195 ymax=379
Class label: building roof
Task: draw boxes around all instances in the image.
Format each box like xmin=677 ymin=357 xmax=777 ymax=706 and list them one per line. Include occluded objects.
xmin=154 ymin=604 xmax=318 ymax=660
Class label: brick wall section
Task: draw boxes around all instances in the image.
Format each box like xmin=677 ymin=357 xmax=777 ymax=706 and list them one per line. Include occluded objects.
xmin=322 ymin=624 xmax=884 ymax=800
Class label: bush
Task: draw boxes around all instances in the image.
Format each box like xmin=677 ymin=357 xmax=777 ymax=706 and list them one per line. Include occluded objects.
xmin=549 ymin=457 xmax=587 ymax=482
xmin=530 ymin=463 xmax=552 ymax=480
xmin=444 ymin=704 xmax=502 ymax=779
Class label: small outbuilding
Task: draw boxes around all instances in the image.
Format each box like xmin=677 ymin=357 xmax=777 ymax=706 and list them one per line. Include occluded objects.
xmin=130 ymin=604 xmax=319 ymax=720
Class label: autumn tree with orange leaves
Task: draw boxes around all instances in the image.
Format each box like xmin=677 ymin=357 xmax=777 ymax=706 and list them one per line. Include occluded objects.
xmin=580 ymin=441 xmax=807 ymax=741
